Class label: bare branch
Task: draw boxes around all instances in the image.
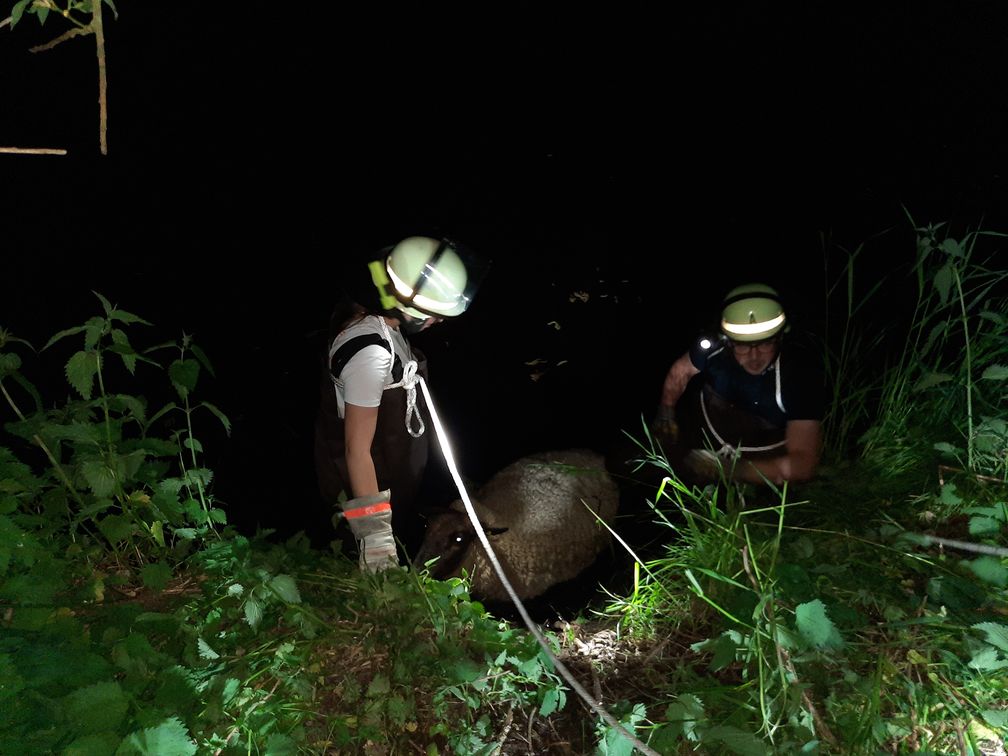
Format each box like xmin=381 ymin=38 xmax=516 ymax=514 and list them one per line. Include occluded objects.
xmin=0 ymin=147 xmax=68 ymax=155
xmin=29 ymin=23 xmax=92 ymax=53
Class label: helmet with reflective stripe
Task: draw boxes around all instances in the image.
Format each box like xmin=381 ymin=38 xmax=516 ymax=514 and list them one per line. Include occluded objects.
xmin=386 ymin=236 xmax=473 ymax=319
xmin=720 ymin=283 xmax=786 ymax=342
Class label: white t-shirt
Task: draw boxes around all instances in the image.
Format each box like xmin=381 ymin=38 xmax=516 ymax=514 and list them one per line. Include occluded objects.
xmin=330 ymin=315 xmax=415 ymax=418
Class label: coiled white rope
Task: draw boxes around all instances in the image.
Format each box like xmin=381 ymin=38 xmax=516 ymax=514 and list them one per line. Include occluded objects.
xmin=376 ymin=317 xmax=425 ymax=438
xmin=415 ymin=374 xmax=660 ymax=756
xmin=394 ymin=359 xmax=425 ymax=438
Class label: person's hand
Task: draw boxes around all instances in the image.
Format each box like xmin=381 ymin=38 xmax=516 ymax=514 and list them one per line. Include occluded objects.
xmin=651 ymin=404 xmax=679 ymax=446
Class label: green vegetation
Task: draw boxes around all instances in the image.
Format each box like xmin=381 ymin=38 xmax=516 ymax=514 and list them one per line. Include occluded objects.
xmin=2 ymin=218 xmax=1006 ymax=754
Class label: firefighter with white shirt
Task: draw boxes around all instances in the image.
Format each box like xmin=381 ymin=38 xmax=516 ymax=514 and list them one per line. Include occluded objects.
xmin=314 ymin=236 xmax=488 ymax=571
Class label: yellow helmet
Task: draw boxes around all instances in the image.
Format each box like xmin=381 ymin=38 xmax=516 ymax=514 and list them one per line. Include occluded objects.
xmin=385 ymin=237 xmax=477 ymax=319
xmin=720 ymin=283 xmax=786 ymax=342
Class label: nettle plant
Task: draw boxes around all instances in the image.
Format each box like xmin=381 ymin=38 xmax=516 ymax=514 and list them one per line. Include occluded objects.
xmin=861 ymin=221 xmax=1008 ymax=479
xmin=0 ymin=292 xmax=230 ymax=588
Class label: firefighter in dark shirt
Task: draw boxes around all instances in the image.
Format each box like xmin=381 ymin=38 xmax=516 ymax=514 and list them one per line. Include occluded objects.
xmin=654 ymin=283 xmax=824 ymax=485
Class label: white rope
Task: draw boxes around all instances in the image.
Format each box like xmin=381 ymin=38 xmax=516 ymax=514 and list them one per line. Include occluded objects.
xmin=700 ymin=390 xmax=786 ymax=454
xmin=376 ymin=317 xmax=425 ymax=438
xmin=415 ymin=375 xmax=660 ymax=756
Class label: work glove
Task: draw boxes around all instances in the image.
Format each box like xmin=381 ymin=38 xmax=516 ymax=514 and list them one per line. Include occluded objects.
xmin=340 ymin=489 xmax=399 ymax=573
xmin=651 ymin=404 xmax=679 ymax=446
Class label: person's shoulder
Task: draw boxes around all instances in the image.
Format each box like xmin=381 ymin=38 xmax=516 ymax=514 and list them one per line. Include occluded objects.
xmin=335 ymin=315 xmax=383 ymax=343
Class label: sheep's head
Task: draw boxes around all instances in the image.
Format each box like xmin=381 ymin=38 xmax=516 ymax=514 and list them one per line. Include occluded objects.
xmin=415 ymin=501 xmax=507 ymax=580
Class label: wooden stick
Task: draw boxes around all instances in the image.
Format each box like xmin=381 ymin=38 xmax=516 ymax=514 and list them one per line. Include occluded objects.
xmin=938 ymin=464 xmax=1006 ymax=486
xmin=0 ymin=147 xmax=68 ymax=155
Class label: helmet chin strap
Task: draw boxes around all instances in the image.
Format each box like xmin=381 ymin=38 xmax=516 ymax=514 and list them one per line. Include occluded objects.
xmin=396 ymin=310 xmax=429 ymax=335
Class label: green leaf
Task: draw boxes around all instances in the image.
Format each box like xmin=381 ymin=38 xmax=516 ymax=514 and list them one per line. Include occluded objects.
xmin=43 ymin=325 xmax=86 ymax=351
xmin=263 ymin=734 xmax=298 ymax=756
xmin=109 ymin=309 xmax=151 ymax=326
xmin=982 ymin=364 xmax=1008 ymax=381
xmin=116 ymin=716 xmax=197 ymax=756
xmin=973 ymin=622 xmax=1008 ymax=653
xmin=168 ymin=359 xmax=200 ymax=400
xmin=941 ymin=237 xmax=964 ymax=258
xmin=146 ymin=402 xmax=178 ymax=429
xmin=65 ymin=732 xmax=121 ymax=756
xmin=0 ymin=652 xmax=25 ymax=701
xmin=795 ymin=600 xmax=844 ymax=649
xmin=84 ymin=317 xmax=107 ymax=350
xmin=183 ymin=468 xmax=213 ymax=488
xmin=244 ymin=598 xmax=263 ymax=629
xmin=270 ymin=574 xmax=301 ymax=604
xmin=190 ymin=344 xmax=216 ymax=378
xmin=199 ymin=401 xmax=231 ymax=436
xmin=690 ymin=631 xmax=741 ymax=671
xmin=66 ymin=351 xmax=100 ymax=400
xmin=539 ymin=688 xmax=560 ymax=716
xmin=448 ymin=658 xmax=482 ymax=684
xmin=929 ymin=574 xmax=987 ymax=614
xmin=705 ymin=725 xmax=769 ymax=755
xmin=0 ymin=351 xmax=22 ymax=377
xmin=665 ymin=693 xmax=705 ymax=742
xmin=367 ymin=674 xmax=391 ymax=697
xmin=93 ymin=291 xmax=115 ymax=316
xmin=109 ymin=329 xmax=137 ymax=374
xmin=939 ymin=483 xmax=963 ymax=507
xmin=97 ymin=514 xmax=133 ymax=545
xmin=970 ymin=516 xmax=1003 ymax=536
xmin=140 ymin=563 xmax=172 ymax=591
xmin=934 ymin=262 xmax=954 ymax=305
xmin=221 ymin=677 xmax=241 ymax=705
xmin=64 ymin=681 xmax=128 ymax=735
xmin=913 ymin=371 xmax=954 ymax=392
xmin=196 ymin=638 xmax=219 ymax=660
xmin=11 ymin=0 xmax=31 ymax=27
xmin=968 ymin=557 xmax=1008 ymax=587
xmin=983 ymin=709 xmax=1008 ymax=729
xmin=968 ymin=646 xmax=1008 ymax=671
xmin=81 ymin=460 xmax=117 ymax=497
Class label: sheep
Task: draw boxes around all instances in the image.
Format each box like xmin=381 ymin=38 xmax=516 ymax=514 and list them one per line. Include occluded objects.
xmin=414 ymin=449 xmax=620 ymax=603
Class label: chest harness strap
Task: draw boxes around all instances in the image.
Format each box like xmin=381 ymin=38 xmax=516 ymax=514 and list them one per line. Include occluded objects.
xmin=701 ymin=354 xmax=787 ymax=455
xmin=329 ymin=316 xmax=425 ymax=438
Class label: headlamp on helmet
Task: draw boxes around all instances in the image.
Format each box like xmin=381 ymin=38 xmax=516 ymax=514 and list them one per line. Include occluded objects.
xmin=720 ymin=283 xmax=786 ymax=342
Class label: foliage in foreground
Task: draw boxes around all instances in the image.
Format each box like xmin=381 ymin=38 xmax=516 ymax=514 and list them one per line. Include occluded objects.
xmin=0 ymin=294 xmax=566 ymax=754
xmin=595 ymin=222 xmax=1008 ymax=754
xmin=2 ymin=217 xmax=1007 ymax=755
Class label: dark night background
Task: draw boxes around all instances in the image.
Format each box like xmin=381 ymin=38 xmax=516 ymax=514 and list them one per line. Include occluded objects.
xmin=3 ymin=3 xmax=1007 ymax=546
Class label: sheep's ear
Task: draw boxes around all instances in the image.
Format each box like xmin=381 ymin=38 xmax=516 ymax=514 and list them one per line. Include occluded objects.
xmin=448 ymin=498 xmax=468 ymax=513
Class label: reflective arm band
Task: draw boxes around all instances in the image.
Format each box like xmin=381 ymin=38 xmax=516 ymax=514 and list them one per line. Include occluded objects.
xmin=343 ymin=501 xmax=392 ymax=519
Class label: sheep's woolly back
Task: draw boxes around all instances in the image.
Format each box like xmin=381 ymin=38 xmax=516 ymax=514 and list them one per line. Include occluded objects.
xmin=464 ymin=449 xmax=619 ymax=602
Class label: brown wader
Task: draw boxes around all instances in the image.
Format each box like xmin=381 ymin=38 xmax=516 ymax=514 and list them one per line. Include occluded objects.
xmin=689 ymin=384 xmax=787 ymax=462
xmin=314 ymin=346 xmax=430 ymax=558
